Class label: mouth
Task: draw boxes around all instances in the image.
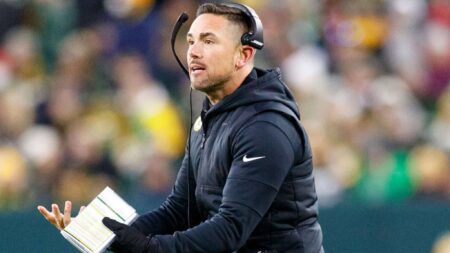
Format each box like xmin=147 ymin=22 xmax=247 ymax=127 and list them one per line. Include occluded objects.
xmin=189 ymin=64 xmax=206 ymax=75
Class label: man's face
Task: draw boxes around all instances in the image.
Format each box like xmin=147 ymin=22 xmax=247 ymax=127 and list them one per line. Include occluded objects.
xmin=187 ymin=14 xmax=242 ymax=92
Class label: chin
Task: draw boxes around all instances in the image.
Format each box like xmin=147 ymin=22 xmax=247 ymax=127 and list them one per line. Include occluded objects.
xmin=191 ymin=76 xmax=226 ymax=93
xmin=191 ymin=78 xmax=208 ymax=90
xmin=191 ymin=83 xmax=210 ymax=92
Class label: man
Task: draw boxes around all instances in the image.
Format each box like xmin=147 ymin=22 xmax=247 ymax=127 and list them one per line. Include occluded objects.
xmin=38 ymin=3 xmax=324 ymax=252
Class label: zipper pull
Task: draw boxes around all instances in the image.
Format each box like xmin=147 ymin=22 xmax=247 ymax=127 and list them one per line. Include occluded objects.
xmin=201 ymin=134 xmax=206 ymax=149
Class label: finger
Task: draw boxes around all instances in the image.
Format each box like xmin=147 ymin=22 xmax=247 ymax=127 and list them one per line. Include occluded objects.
xmin=79 ymin=206 xmax=86 ymax=213
xmin=37 ymin=206 xmax=57 ymax=225
xmin=102 ymin=217 xmax=126 ymax=231
xmin=37 ymin=205 xmax=51 ymax=219
xmin=63 ymin=201 xmax=72 ymax=227
xmin=52 ymin=204 xmax=64 ymax=229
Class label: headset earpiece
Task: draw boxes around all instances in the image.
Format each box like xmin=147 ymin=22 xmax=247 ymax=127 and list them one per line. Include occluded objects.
xmin=241 ymin=33 xmax=252 ymax=45
xmin=222 ymin=2 xmax=264 ymax=50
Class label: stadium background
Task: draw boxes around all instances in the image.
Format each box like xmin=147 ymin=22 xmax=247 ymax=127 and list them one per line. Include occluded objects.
xmin=0 ymin=0 xmax=449 ymax=252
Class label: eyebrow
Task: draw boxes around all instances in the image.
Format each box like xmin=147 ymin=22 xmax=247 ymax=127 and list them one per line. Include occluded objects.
xmin=186 ymin=32 xmax=218 ymax=40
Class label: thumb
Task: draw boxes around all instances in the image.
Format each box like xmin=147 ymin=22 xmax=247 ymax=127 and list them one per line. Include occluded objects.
xmin=102 ymin=217 xmax=126 ymax=231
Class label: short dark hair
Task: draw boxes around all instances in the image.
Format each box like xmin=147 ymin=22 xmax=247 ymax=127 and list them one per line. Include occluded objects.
xmin=196 ymin=3 xmax=249 ymax=34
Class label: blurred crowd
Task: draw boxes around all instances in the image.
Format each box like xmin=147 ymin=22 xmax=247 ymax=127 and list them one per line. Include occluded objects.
xmin=0 ymin=0 xmax=449 ymax=212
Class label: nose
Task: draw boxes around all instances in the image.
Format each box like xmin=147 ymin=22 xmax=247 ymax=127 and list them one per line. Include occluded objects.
xmin=188 ymin=43 xmax=202 ymax=59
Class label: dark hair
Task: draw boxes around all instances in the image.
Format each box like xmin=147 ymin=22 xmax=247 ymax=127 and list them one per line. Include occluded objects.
xmin=196 ymin=3 xmax=249 ymax=34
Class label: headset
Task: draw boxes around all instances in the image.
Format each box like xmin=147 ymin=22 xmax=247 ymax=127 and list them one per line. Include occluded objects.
xmin=170 ymin=2 xmax=264 ymax=228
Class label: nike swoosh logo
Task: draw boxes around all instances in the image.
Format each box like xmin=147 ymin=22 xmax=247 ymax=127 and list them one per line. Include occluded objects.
xmin=243 ymin=155 xmax=266 ymax=162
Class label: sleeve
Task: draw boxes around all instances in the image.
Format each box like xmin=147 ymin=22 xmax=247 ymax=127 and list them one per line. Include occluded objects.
xmin=150 ymin=119 xmax=299 ymax=253
xmin=132 ymin=151 xmax=198 ymax=236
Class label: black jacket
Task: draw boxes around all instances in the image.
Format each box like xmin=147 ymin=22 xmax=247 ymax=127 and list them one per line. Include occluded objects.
xmin=133 ymin=68 xmax=324 ymax=253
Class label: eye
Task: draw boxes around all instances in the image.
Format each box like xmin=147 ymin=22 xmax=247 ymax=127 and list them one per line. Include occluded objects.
xmin=187 ymin=39 xmax=194 ymax=45
xmin=204 ymin=39 xmax=213 ymax=45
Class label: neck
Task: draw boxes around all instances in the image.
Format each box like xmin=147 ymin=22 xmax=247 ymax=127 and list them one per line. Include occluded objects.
xmin=206 ymin=65 xmax=253 ymax=105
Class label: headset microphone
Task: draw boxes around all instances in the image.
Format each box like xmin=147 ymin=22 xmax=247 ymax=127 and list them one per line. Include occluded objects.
xmin=171 ymin=12 xmax=190 ymax=78
xmin=171 ymin=11 xmax=193 ymax=229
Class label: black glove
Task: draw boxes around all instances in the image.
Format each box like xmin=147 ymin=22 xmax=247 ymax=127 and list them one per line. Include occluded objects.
xmin=102 ymin=217 xmax=159 ymax=253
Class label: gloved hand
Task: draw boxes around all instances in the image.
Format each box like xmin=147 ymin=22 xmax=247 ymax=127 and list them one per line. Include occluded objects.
xmin=102 ymin=217 xmax=159 ymax=253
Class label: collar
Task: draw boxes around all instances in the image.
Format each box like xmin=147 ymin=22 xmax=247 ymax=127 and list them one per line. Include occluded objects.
xmin=241 ymin=68 xmax=258 ymax=86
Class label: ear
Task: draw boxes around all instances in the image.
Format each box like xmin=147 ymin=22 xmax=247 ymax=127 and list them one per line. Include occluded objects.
xmin=235 ymin=45 xmax=255 ymax=69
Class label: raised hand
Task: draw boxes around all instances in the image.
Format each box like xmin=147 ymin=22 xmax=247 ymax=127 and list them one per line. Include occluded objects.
xmin=37 ymin=201 xmax=85 ymax=230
